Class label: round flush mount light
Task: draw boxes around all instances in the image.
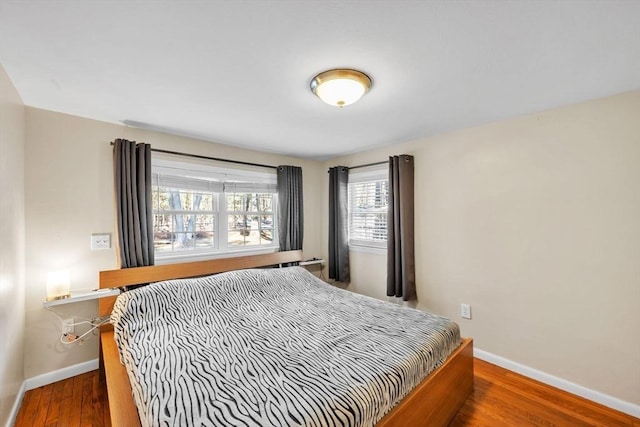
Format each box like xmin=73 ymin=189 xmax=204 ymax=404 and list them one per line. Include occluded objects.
xmin=310 ymin=69 xmax=372 ymax=108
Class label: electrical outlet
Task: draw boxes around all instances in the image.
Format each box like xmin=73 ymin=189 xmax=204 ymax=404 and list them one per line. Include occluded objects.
xmin=461 ymin=304 xmax=472 ymax=319
xmin=62 ymin=318 xmax=74 ymax=335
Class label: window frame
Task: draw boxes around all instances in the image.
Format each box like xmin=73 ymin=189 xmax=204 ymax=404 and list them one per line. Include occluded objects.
xmin=348 ymin=167 xmax=389 ymax=251
xmin=224 ymin=192 xmax=277 ymax=249
xmin=151 ymin=155 xmax=279 ymax=263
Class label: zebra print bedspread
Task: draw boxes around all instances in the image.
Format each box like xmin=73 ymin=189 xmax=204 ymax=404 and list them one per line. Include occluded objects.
xmin=111 ymin=267 xmax=461 ymax=427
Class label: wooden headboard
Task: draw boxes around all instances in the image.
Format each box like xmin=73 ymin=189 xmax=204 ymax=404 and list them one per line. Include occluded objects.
xmin=98 ymin=250 xmax=303 ymax=326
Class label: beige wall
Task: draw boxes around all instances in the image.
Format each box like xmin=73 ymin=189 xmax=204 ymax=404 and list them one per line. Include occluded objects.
xmin=23 ymin=108 xmax=323 ymax=379
xmin=323 ymin=91 xmax=640 ymax=406
xmin=0 ymin=64 xmax=26 ymax=425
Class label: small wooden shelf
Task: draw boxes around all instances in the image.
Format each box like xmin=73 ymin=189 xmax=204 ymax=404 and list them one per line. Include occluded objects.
xmin=43 ymin=288 xmax=121 ymax=308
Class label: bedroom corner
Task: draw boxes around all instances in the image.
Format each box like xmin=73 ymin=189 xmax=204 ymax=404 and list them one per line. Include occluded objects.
xmin=0 ymin=63 xmax=26 ymax=427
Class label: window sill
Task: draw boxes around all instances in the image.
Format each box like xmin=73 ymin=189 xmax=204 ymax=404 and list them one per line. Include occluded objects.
xmin=348 ymin=244 xmax=386 ymax=255
xmin=155 ymin=246 xmax=280 ymax=265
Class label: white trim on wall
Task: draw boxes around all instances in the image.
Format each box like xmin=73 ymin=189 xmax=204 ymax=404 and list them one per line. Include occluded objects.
xmin=6 ymin=381 xmax=26 ymax=427
xmin=474 ymin=348 xmax=640 ymax=418
xmin=348 ymin=245 xmax=386 ymax=255
xmin=24 ymin=358 xmax=98 ymax=391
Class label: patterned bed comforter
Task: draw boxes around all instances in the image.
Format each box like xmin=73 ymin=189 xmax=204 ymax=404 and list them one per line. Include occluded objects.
xmin=111 ymin=266 xmax=461 ymax=427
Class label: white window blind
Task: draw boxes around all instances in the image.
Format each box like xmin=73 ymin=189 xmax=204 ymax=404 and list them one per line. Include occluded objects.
xmin=348 ymin=168 xmax=388 ymax=249
xmin=153 ymin=174 xmax=224 ymax=193
xmin=152 ymin=174 xmax=276 ymax=194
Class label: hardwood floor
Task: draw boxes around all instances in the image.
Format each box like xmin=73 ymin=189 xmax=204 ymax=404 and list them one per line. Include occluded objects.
xmin=14 ymin=371 xmax=109 ymax=427
xmin=450 ymin=359 xmax=639 ymax=427
xmin=14 ymin=358 xmax=639 ymax=426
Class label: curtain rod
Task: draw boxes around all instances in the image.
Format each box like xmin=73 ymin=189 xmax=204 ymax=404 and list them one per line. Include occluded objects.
xmin=348 ymin=160 xmax=388 ymax=170
xmin=110 ymin=142 xmax=279 ymax=170
xmin=327 ymin=160 xmax=388 ymax=173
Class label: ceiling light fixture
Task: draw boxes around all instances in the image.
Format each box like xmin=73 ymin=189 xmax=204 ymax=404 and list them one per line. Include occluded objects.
xmin=310 ymin=69 xmax=372 ymax=108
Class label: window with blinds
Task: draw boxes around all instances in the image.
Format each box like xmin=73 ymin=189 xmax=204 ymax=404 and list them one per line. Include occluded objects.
xmin=348 ymin=168 xmax=389 ymax=249
xmin=151 ymin=155 xmax=278 ymax=260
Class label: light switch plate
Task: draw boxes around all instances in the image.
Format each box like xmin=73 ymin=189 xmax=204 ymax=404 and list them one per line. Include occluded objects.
xmin=91 ymin=233 xmax=111 ymax=250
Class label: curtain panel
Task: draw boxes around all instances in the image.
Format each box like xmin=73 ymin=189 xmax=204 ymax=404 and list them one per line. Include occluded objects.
xmin=328 ymin=166 xmax=350 ymax=282
xmin=277 ymin=166 xmax=304 ymax=251
xmin=387 ymin=155 xmax=416 ymax=300
xmin=113 ymin=139 xmax=154 ymax=268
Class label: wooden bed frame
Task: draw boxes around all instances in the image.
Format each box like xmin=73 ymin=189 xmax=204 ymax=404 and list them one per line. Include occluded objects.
xmin=99 ymin=250 xmax=474 ymax=427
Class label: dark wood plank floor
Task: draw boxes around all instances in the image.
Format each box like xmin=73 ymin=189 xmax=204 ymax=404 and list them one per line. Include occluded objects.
xmin=14 ymin=371 xmax=109 ymax=427
xmin=450 ymin=359 xmax=639 ymax=427
xmin=15 ymin=358 xmax=639 ymax=426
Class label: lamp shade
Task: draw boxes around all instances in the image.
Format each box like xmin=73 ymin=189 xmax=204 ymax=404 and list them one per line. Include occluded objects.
xmin=46 ymin=271 xmax=70 ymax=301
xmin=310 ymin=69 xmax=372 ymax=108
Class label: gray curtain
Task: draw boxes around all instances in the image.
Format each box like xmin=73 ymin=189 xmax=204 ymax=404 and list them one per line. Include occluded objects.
xmin=114 ymin=139 xmax=154 ymax=268
xmin=277 ymin=166 xmax=304 ymax=251
xmin=387 ymin=155 xmax=415 ymax=300
xmin=328 ymin=166 xmax=350 ymax=282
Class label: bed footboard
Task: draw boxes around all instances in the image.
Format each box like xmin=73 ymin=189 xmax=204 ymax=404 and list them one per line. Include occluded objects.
xmin=101 ymin=334 xmax=473 ymax=427
xmin=377 ymin=337 xmax=474 ymax=426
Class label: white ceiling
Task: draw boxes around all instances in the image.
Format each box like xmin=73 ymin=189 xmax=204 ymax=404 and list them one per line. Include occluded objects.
xmin=1 ymin=1 xmax=639 ymax=160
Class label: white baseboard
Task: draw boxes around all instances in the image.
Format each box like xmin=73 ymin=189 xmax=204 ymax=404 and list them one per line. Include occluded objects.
xmin=5 ymin=381 xmax=26 ymax=427
xmin=24 ymin=358 xmax=99 ymax=391
xmin=13 ymin=352 xmax=640 ymax=420
xmin=474 ymin=348 xmax=640 ymax=418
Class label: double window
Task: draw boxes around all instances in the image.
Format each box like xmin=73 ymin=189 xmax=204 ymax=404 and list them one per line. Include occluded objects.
xmin=348 ymin=168 xmax=389 ymax=249
xmin=152 ymin=156 xmax=278 ymax=260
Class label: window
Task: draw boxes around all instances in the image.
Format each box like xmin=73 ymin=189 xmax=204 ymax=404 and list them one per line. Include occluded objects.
xmin=152 ymin=156 xmax=278 ymax=260
xmin=348 ymin=168 xmax=388 ymax=249
xmin=153 ymin=188 xmax=216 ymax=254
xmin=226 ymin=193 xmax=275 ymax=247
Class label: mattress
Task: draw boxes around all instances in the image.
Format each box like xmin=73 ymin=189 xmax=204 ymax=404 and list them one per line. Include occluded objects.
xmin=111 ymin=266 xmax=461 ymax=427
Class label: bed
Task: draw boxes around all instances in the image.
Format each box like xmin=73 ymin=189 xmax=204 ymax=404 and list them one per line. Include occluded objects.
xmin=99 ymin=250 xmax=473 ymax=426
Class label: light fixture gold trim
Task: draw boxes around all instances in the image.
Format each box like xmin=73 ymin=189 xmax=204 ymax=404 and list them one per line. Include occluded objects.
xmin=310 ymin=69 xmax=372 ymax=108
